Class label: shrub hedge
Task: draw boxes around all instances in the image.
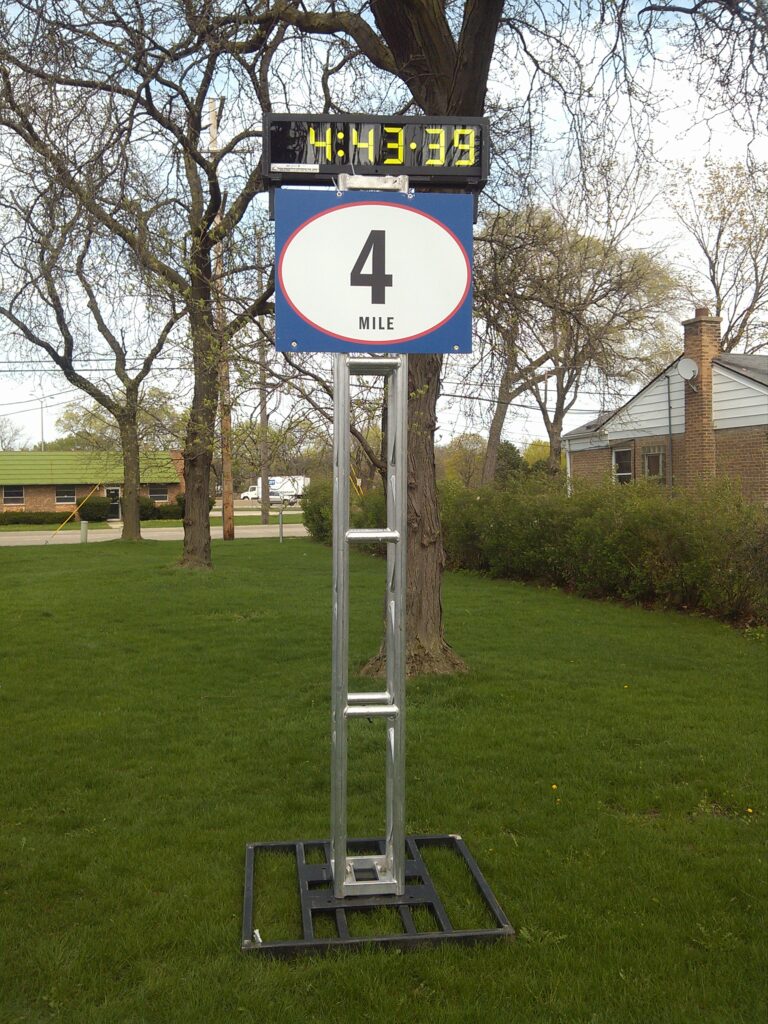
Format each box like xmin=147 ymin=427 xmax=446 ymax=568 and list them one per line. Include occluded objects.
xmin=301 ymin=479 xmax=333 ymax=544
xmin=0 ymin=511 xmax=70 ymax=525
xmin=303 ymin=475 xmax=768 ymax=625
xmin=171 ymin=493 xmax=215 ymax=517
xmin=78 ymin=496 xmax=113 ymax=522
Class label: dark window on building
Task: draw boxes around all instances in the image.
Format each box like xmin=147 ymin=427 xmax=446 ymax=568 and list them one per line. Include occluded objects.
xmin=3 ymin=485 xmax=24 ymax=505
xmin=55 ymin=486 xmax=76 ymax=504
xmin=612 ymin=449 xmax=632 ymax=484
xmin=642 ymin=447 xmax=665 ymax=483
xmin=148 ymin=484 xmax=168 ymax=502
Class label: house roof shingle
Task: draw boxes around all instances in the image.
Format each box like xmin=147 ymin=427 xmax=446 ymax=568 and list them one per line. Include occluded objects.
xmin=0 ymin=451 xmax=181 ymax=485
xmin=715 ymin=353 xmax=768 ymax=388
xmin=562 ymin=409 xmax=616 ymax=440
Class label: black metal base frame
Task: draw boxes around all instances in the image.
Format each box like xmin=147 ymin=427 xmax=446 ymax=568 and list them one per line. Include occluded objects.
xmin=242 ymin=833 xmax=514 ymax=957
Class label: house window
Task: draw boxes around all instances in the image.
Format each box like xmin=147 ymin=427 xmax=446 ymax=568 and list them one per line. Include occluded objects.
xmin=642 ymin=447 xmax=665 ymax=483
xmin=2 ymin=485 xmax=24 ymax=505
xmin=55 ymin=486 xmax=76 ymax=504
xmin=612 ymin=449 xmax=633 ymax=485
xmin=148 ymin=484 xmax=168 ymax=502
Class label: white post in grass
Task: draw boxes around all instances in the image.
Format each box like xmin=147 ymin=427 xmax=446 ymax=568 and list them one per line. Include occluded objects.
xmin=80 ymin=521 xmax=88 ymax=543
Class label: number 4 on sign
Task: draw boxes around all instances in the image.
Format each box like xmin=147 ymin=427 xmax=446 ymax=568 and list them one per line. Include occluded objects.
xmin=350 ymin=230 xmax=392 ymax=304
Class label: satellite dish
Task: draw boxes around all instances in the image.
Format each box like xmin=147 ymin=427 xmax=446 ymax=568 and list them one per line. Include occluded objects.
xmin=677 ymin=357 xmax=699 ymax=381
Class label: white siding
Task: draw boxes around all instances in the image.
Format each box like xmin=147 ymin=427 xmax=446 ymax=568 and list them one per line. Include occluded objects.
xmin=608 ymin=373 xmax=684 ymax=440
xmin=712 ymin=365 xmax=768 ymax=429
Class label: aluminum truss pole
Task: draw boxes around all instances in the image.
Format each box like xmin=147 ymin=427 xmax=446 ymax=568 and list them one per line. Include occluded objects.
xmin=331 ymin=353 xmax=408 ymax=898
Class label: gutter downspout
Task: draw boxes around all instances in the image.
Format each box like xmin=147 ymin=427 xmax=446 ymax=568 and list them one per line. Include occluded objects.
xmin=666 ymin=373 xmax=674 ymax=489
xmin=565 ymin=444 xmax=573 ymax=496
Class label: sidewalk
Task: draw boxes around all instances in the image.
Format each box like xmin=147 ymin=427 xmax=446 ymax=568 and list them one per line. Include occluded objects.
xmin=0 ymin=523 xmax=308 ymax=547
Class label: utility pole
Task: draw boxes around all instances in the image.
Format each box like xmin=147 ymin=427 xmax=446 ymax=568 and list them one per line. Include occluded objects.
xmin=39 ymin=396 xmax=45 ymax=452
xmin=257 ymin=234 xmax=270 ymax=526
xmin=210 ymin=97 xmax=235 ymax=540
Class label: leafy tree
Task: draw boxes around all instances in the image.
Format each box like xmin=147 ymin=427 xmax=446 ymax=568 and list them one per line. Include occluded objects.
xmin=670 ymin=160 xmax=768 ymax=354
xmin=31 ymin=436 xmax=80 ymax=452
xmin=0 ymin=3 xmax=273 ymax=562
xmin=0 ymin=415 xmax=25 ymax=451
xmin=441 ymin=433 xmax=487 ymax=488
xmin=495 ymin=441 xmax=526 ymax=484
xmin=52 ymin=391 xmax=187 ymax=453
xmin=523 ymin=439 xmax=564 ymax=470
xmin=475 ymin=201 xmax=681 ymax=476
xmin=0 ymin=189 xmax=184 ymax=540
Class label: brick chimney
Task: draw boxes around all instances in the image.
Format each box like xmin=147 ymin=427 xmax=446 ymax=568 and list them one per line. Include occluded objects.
xmin=169 ymin=448 xmax=186 ymax=491
xmin=680 ymin=307 xmax=722 ymax=485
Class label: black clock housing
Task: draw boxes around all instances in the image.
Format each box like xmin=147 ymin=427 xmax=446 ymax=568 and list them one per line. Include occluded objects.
xmin=263 ymin=113 xmax=489 ymax=190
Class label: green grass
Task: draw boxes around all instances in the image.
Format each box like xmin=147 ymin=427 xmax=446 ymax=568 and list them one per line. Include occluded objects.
xmin=0 ymin=539 xmax=765 ymax=1023
xmin=140 ymin=512 xmax=303 ymax=528
xmin=0 ymin=521 xmax=110 ymax=532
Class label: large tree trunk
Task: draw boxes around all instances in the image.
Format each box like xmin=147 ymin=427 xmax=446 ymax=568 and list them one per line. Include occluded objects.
xmin=181 ymin=311 xmax=218 ymax=568
xmin=482 ymin=364 xmax=514 ymax=485
xmin=118 ymin=414 xmax=142 ymax=542
xmin=362 ymin=354 xmax=468 ymax=677
xmin=358 ymin=0 xmax=504 ymax=675
xmin=548 ymin=418 xmax=564 ymax=475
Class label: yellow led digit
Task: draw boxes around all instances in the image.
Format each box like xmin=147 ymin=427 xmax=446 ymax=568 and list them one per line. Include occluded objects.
xmin=352 ymin=126 xmax=375 ymax=162
xmin=308 ymin=124 xmax=332 ymax=162
xmin=383 ymin=126 xmax=404 ymax=164
xmin=453 ymin=127 xmax=476 ymax=166
xmin=425 ymin=127 xmax=446 ymax=165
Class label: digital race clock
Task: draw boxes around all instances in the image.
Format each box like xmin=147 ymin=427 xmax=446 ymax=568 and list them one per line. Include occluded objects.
xmin=263 ymin=113 xmax=489 ymax=189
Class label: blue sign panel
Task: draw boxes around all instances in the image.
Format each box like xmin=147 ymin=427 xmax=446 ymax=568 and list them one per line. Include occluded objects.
xmin=274 ymin=189 xmax=473 ymax=353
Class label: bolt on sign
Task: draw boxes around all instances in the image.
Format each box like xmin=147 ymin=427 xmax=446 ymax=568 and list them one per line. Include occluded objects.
xmin=274 ymin=189 xmax=474 ymax=354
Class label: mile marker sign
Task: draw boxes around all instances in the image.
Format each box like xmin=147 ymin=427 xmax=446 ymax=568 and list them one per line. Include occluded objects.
xmin=274 ymin=189 xmax=473 ymax=353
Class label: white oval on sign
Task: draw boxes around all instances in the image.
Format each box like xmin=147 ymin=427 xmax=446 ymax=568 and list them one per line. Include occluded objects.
xmin=278 ymin=201 xmax=470 ymax=344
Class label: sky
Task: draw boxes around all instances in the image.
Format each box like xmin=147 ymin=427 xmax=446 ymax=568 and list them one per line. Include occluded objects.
xmin=1 ymin=44 xmax=765 ymax=456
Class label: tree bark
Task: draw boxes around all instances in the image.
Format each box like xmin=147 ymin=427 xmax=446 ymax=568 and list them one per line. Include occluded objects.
xmin=548 ymin=417 xmax=564 ymax=474
xmin=181 ymin=309 xmax=218 ymax=569
xmin=362 ymin=354 xmax=468 ymax=677
xmin=118 ymin=412 xmax=142 ymax=542
xmin=482 ymin=362 xmax=514 ymax=485
xmin=357 ymin=0 xmax=504 ymax=675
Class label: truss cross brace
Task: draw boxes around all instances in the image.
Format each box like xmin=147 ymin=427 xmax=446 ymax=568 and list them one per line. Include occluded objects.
xmin=332 ymin=353 xmax=408 ymax=898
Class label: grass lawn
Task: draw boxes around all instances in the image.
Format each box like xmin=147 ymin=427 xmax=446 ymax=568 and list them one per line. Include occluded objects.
xmin=140 ymin=513 xmax=303 ymax=528
xmin=0 ymin=539 xmax=765 ymax=1023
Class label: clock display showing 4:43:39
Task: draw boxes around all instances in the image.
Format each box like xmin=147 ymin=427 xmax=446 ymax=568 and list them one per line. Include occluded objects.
xmin=264 ymin=113 xmax=489 ymax=189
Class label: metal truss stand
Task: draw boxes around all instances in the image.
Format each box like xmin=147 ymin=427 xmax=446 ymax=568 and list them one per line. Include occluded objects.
xmin=332 ymin=353 xmax=409 ymax=897
xmin=242 ymin=353 xmax=513 ymax=955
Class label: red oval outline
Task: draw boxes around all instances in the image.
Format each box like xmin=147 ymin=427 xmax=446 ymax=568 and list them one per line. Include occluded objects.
xmin=277 ymin=200 xmax=471 ymax=345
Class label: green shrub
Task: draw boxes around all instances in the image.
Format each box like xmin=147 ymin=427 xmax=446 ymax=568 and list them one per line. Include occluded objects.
xmin=439 ymin=476 xmax=768 ymax=625
xmin=0 ymin=511 xmax=70 ymax=525
xmin=301 ymin=479 xmax=333 ymax=544
xmin=138 ymin=496 xmax=157 ymax=520
xmin=153 ymin=503 xmax=183 ymax=520
xmin=439 ymin=480 xmax=492 ymax=572
xmin=78 ymin=496 xmax=113 ymax=522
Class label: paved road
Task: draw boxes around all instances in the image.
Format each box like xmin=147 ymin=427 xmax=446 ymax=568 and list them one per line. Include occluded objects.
xmin=0 ymin=523 xmax=309 ymax=547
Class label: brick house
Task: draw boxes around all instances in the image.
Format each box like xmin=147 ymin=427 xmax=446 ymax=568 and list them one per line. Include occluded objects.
xmin=0 ymin=450 xmax=185 ymax=519
xmin=563 ymin=308 xmax=768 ymax=504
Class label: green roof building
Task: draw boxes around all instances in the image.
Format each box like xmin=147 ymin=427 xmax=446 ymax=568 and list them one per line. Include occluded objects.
xmin=0 ymin=450 xmax=184 ymax=519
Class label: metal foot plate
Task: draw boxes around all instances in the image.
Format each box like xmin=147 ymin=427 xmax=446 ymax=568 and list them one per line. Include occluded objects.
xmin=242 ymin=834 xmax=514 ymax=957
